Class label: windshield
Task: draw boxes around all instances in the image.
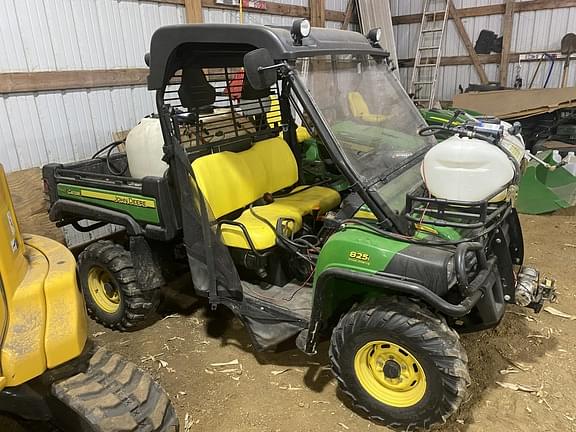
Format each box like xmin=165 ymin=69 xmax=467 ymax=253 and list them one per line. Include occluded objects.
xmin=295 ymin=55 xmax=435 ymax=186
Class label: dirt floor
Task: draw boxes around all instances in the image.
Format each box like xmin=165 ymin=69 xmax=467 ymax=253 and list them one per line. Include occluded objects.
xmin=89 ymin=213 xmax=576 ymax=432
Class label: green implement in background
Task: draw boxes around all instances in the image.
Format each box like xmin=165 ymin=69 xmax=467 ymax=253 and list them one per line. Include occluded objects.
xmin=517 ymin=151 xmax=576 ymax=214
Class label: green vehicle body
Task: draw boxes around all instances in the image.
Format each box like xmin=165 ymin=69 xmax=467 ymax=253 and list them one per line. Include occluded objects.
xmin=41 ymin=22 xmax=556 ymax=430
xmin=314 ymin=223 xmax=462 ymax=317
xmin=57 ymin=183 xmax=161 ymax=224
xmin=43 ymin=23 xmax=531 ymax=357
xmin=52 ymin=164 xmax=463 ymax=326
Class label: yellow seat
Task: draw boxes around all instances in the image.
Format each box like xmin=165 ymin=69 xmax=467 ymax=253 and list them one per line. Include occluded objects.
xmin=222 ymin=186 xmax=340 ymax=249
xmin=348 ymin=91 xmax=387 ymax=123
xmin=296 ymin=126 xmax=312 ymax=143
xmin=274 ymin=185 xmax=340 ymax=214
xmin=192 ymin=137 xmax=341 ymax=250
xmin=266 ymin=96 xmax=312 ymax=143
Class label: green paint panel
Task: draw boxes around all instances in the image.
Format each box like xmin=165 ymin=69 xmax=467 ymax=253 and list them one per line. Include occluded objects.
xmin=314 ymin=226 xmax=411 ymax=281
xmin=57 ymin=184 xmax=160 ymax=224
xmin=332 ymin=120 xmax=423 ymax=151
xmin=313 ymin=226 xmax=413 ymax=320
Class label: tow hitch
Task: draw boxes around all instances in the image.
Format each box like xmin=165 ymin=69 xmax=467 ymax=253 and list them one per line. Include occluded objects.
xmin=515 ymin=266 xmax=557 ymax=312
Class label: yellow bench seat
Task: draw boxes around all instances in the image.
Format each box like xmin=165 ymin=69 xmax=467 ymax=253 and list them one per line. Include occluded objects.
xmin=192 ymin=136 xmax=341 ymax=251
xmin=221 ymin=186 xmax=341 ymax=250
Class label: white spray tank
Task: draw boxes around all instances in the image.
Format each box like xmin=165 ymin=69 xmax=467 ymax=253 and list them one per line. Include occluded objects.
xmin=421 ymin=120 xmax=525 ymax=202
xmin=125 ymin=117 xmax=168 ymax=179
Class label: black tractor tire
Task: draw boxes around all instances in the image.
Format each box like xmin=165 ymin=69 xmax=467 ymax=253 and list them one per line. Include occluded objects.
xmin=78 ymin=240 xmax=159 ymax=331
xmin=330 ymin=296 xmax=469 ymax=430
xmin=52 ymin=347 xmax=179 ymax=432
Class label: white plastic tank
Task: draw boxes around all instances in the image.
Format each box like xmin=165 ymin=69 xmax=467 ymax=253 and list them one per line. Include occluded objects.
xmin=421 ymin=133 xmax=523 ymax=202
xmin=563 ymin=152 xmax=576 ymax=176
xmin=125 ymin=117 xmax=168 ymax=179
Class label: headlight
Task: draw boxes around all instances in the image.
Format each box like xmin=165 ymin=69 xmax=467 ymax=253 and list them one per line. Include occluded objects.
xmin=446 ymin=257 xmax=457 ymax=287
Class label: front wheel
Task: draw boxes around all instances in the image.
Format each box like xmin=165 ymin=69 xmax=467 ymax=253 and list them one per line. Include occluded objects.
xmin=330 ymin=297 xmax=469 ymax=430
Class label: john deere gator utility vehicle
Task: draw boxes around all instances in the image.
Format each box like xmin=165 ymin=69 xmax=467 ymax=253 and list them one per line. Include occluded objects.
xmin=0 ymin=165 xmax=178 ymax=431
xmin=44 ymin=22 xmax=555 ymax=429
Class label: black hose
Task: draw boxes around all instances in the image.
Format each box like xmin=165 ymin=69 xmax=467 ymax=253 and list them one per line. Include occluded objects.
xmin=105 ymin=142 xmax=128 ymax=176
xmin=248 ymin=205 xmax=318 ymax=264
xmin=272 ymin=178 xmax=332 ymax=199
xmin=91 ymin=139 xmax=128 ymax=176
xmin=543 ymin=53 xmax=554 ymax=88
xmin=91 ymin=140 xmax=125 ymax=159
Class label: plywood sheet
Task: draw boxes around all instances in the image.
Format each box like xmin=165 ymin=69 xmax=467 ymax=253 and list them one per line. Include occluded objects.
xmin=453 ymin=87 xmax=576 ymax=119
xmin=6 ymin=168 xmax=65 ymax=243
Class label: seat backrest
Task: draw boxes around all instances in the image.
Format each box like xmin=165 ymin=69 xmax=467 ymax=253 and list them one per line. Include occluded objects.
xmin=192 ymin=137 xmax=298 ymax=219
xmin=348 ymin=91 xmax=370 ymax=117
xmin=178 ymin=67 xmax=216 ymax=110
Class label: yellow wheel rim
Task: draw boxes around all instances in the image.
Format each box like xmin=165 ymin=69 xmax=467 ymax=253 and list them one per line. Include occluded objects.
xmin=354 ymin=340 xmax=427 ymax=408
xmin=87 ymin=267 xmax=120 ymax=314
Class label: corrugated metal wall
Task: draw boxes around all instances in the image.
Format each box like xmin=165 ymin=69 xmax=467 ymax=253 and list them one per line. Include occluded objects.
xmin=390 ymin=0 xmax=576 ymax=101
xmin=0 ymin=0 xmax=185 ymax=173
xmin=0 ymin=0 xmax=310 ymax=245
xmin=0 ymin=0 xmax=319 ymax=175
xmin=3 ymin=1 xmax=575 ymax=170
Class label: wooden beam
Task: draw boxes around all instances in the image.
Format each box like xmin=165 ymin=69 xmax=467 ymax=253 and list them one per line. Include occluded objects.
xmin=448 ymin=2 xmax=489 ymax=84
xmin=141 ymin=0 xmax=185 ymax=4
xmin=202 ymin=0 xmax=307 ymax=18
xmin=143 ymin=0 xmax=351 ymax=22
xmin=141 ymin=0 xmax=576 ymax=24
xmin=309 ymin=0 xmax=326 ymax=27
xmin=326 ymin=9 xmax=348 ymax=22
xmin=400 ymin=54 xmax=500 ymax=68
xmin=392 ymin=0 xmax=576 ymax=25
xmin=398 ymin=52 xmax=569 ymax=68
xmin=499 ymin=0 xmax=515 ymax=86
xmin=184 ymin=0 xmax=203 ymax=23
xmin=341 ymin=0 xmax=354 ymax=30
xmin=0 ymin=69 xmax=149 ymax=94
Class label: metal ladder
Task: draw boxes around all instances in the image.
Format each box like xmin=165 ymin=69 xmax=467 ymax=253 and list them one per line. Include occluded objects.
xmin=409 ymin=0 xmax=450 ymax=109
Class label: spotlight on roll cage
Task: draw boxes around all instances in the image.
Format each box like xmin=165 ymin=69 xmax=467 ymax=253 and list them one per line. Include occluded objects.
xmin=291 ymin=19 xmax=311 ymax=46
xmin=366 ymin=27 xmax=382 ymax=46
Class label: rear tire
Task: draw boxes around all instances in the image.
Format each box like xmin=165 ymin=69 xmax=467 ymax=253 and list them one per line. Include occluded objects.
xmin=330 ymin=296 xmax=469 ymax=430
xmin=78 ymin=240 xmax=159 ymax=331
xmin=52 ymin=347 xmax=179 ymax=432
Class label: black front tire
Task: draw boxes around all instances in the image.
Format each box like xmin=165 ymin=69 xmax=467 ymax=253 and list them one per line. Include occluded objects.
xmin=78 ymin=240 xmax=159 ymax=331
xmin=330 ymin=296 xmax=469 ymax=430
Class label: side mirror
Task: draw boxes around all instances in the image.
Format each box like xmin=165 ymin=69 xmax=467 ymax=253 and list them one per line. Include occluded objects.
xmin=244 ymin=48 xmax=277 ymax=91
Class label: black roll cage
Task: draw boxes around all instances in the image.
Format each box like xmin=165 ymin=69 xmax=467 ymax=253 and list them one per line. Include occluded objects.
xmin=151 ymin=52 xmax=412 ymax=235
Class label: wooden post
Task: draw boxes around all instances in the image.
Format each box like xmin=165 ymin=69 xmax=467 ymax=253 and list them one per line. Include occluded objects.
xmin=499 ymin=0 xmax=515 ymax=86
xmin=448 ymin=2 xmax=489 ymax=84
xmin=310 ymin=0 xmax=326 ymax=27
xmin=341 ymin=0 xmax=354 ymax=30
xmin=185 ymin=0 xmax=203 ymax=23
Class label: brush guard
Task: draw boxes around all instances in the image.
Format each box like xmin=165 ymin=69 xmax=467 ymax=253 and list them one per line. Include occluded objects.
xmin=405 ymin=192 xmax=510 ymax=229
